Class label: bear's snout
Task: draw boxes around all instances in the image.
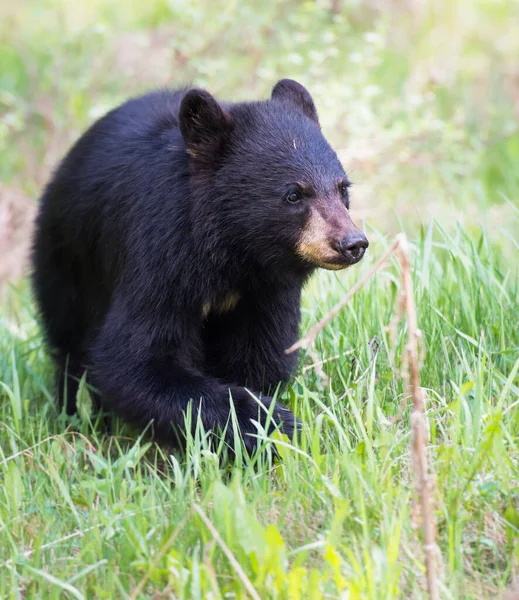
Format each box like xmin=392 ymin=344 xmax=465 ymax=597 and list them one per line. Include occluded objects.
xmin=336 ymin=231 xmax=369 ymax=265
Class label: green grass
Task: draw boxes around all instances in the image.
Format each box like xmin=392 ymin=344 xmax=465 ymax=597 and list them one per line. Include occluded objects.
xmin=2 ymin=222 xmax=518 ymax=598
xmin=1 ymin=0 xmax=519 ymax=598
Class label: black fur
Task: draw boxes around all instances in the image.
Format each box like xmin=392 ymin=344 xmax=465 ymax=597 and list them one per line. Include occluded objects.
xmin=32 ymin=79 xmax=357 ymax=454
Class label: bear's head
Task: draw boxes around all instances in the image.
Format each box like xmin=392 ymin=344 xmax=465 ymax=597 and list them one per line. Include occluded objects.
xmin=179 ymin=79 xmax=368 ymax=272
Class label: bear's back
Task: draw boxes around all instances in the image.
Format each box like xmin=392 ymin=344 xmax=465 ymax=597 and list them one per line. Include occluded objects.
xmin=33 ymin=89 xmax=193 ymax=318
xmin=41 ymin=89 xmax=190 ymax=239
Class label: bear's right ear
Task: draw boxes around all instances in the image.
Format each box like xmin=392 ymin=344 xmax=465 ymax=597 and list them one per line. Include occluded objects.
xmin=179 ymin=89 xmax=233 ymax=163
xmin=271 ymin=79 xmax=319 ymax=125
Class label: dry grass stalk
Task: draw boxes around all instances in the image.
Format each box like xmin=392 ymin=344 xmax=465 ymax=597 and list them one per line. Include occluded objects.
xmin=396 ymin=234 xmax=439 ymax=600
xmin=286 ymin=232 xmax=440 ymax=599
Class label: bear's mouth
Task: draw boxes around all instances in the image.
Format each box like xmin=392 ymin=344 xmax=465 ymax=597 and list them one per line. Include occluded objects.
xmin=316 ymin=244 xmax=367 ymax=270
xmin=296 ymin=249 xmax=354 ymax=271
xmin=295 ymin=222 xmax=368 ymax=271
xmin=319 ymin=253 xmax=352 ymax=271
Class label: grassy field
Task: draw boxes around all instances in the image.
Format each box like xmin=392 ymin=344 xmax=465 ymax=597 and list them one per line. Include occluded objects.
xmin=1 ymin=1 xmax=519 ymax=598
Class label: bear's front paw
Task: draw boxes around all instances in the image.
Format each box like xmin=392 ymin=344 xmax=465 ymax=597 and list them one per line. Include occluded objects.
xmin=257 ymin=396 xmax=301 ymax=438
xmin=228 ymin=394 xmax=301 ymax=456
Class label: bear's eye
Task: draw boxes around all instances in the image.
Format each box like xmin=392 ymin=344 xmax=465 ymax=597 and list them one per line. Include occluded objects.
xmin=285 ymin=190 xmax=303 ymax=204
xmin=338 ymin=179 xmax=350 ymax=197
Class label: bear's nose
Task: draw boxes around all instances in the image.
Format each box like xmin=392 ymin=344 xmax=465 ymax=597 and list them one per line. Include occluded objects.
xmin=337 ymin=231 xmax=369 ymax=265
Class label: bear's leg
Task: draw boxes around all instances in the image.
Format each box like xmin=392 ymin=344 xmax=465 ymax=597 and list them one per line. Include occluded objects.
xmin=55 ymin=353 xmax=85 ymax=415
xmin=202 ymin=288 xmax=302 ymax=392
xmin=33 ymin=246 xmax=90 ymax=415
xmin=90 ymin=300 xmax=298 ymax=454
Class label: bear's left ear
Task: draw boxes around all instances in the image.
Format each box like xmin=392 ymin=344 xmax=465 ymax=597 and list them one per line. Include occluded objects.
xmin=179 ymin=89 xmax=233 ymax=163
xmin=271 ymin=79 xmax=319 ymax=124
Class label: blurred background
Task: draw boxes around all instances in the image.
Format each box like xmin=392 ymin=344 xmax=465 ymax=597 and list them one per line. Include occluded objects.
xmin=1 ymin=0 xmax=518 ymax=290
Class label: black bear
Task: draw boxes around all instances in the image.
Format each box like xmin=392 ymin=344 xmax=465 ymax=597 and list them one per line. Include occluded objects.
xmin=32 ymin=79 xmax=368 ymax=453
